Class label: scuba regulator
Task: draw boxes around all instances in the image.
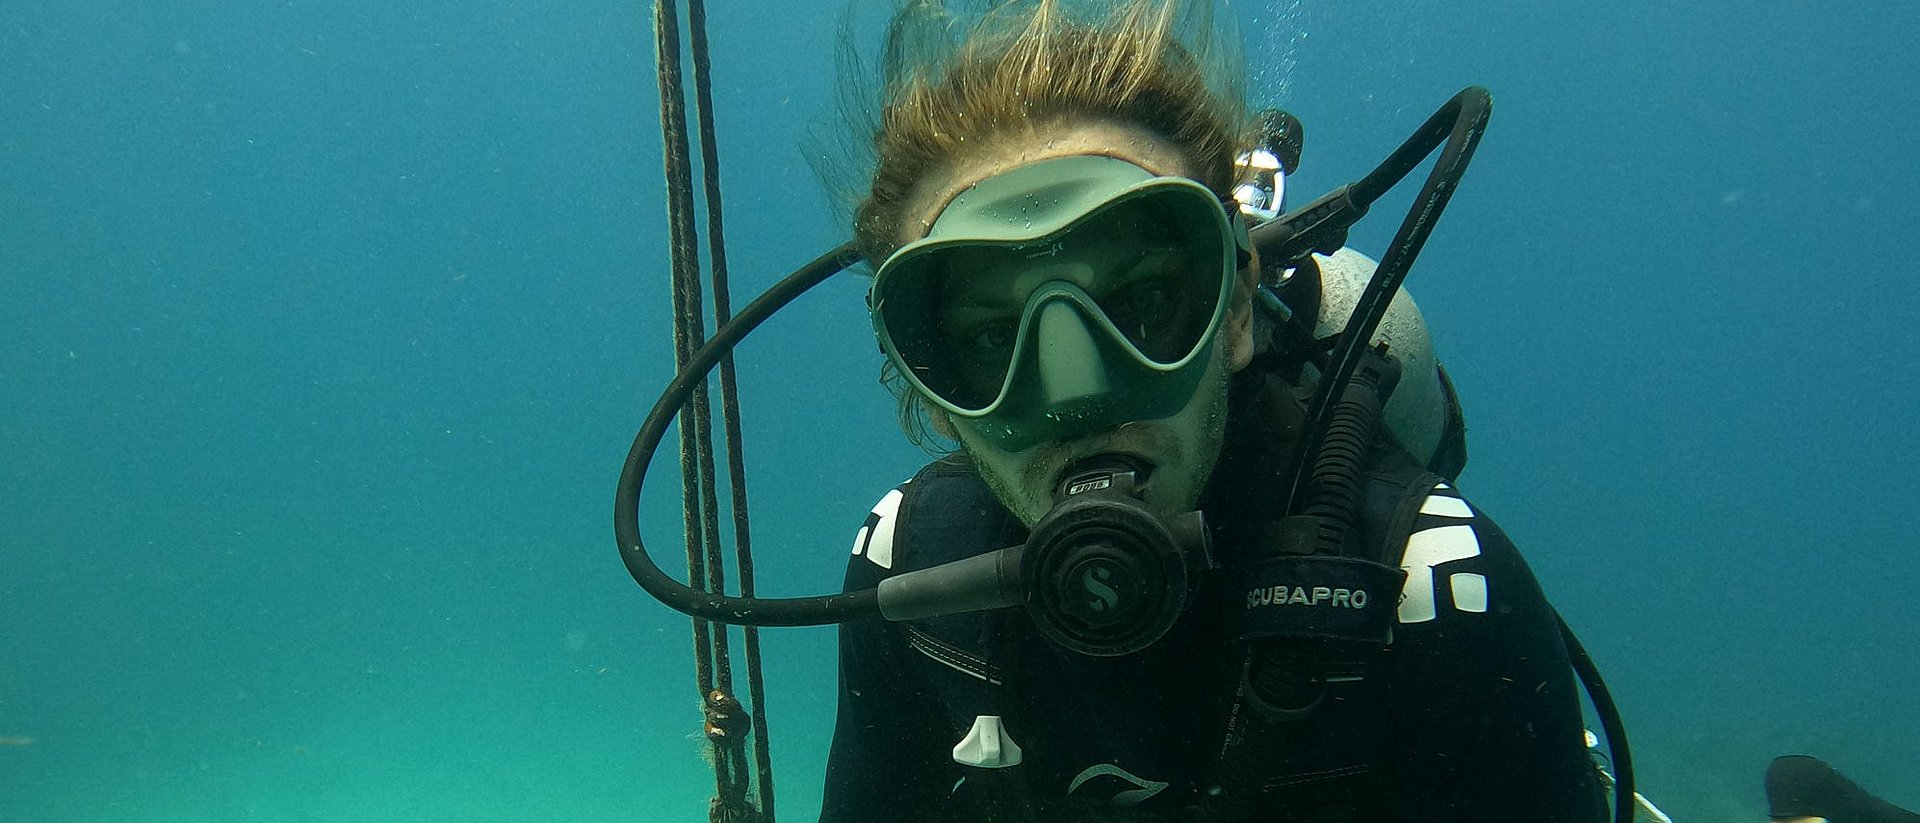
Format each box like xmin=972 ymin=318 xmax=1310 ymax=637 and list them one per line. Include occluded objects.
xmin=1021 ymin=456 xmax=1209 ymax=657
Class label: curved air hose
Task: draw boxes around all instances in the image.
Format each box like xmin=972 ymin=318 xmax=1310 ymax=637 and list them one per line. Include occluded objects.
xmin=614 ymin=242 xmax=874 ymax=626
xmin=1563 ymin=614 xmax=1636 ymax=823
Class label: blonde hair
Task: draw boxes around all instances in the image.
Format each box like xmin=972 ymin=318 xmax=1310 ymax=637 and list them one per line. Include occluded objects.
xmin=829 ymin=0 xmax=1250 ymax=448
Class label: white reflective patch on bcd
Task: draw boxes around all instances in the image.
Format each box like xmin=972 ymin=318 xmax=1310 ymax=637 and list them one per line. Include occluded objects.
xmin=1398 ymin=524 xmax=1482 ymax=623
xmin=1419 ymin=493 xmax=1473 ymax=519
xmin=1450 ymin=572 xmax=1488 ymax=613
xmin=854 ymin=488 xmax=905 ymax=570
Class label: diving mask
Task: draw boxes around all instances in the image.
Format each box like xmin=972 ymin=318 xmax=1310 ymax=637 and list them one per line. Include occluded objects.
xmin=870 ymin=155 xmax=1249 ymax=451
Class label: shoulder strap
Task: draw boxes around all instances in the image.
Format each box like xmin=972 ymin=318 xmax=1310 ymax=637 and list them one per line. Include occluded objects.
xmin=1428 ymin=363 xmax=1468 ymax=481
xmin=1361 ymin=453 xmax=1450 ymax=567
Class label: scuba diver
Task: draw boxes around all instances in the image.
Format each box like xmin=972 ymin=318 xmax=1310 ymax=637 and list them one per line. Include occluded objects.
xmin=817 ymin=1 xmax=1598 ymax=819
xmin=613 ymin=1 xmax=1920 ymax=820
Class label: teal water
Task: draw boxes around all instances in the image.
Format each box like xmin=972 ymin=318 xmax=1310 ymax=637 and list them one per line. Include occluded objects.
xmin=3 ymin=1 xmax=1915 ymax=820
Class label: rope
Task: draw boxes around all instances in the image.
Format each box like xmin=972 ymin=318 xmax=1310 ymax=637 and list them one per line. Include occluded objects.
xmin=650 ymin=0 xmax=714 ymax=704
xmin=650 ymin=0 xmax=773 ymax=819
xmin=681 ymin=0 xmax=777 ymax=817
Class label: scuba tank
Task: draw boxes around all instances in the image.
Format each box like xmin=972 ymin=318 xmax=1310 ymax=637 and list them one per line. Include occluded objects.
xmin=1299 ymin=247 xmax=1458 ymax=476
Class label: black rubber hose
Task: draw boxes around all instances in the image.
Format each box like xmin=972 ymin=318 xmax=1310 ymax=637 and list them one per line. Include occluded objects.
xmin=1300 ymin=356 xmax=1399 ymax=552
xmin=1559 ymin=612 xmax=1634 ymax=823
xmin=615 ymin=243 xmax=873 ymax=626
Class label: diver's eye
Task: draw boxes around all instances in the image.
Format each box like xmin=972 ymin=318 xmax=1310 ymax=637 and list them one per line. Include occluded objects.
xmin=967 ymin=321 xmax=1017 ymax=354
xmin=1114 ymin=277 xmax=1178 ymax=316
xmin=1104 ymin=275 xmax=1184 ymax=337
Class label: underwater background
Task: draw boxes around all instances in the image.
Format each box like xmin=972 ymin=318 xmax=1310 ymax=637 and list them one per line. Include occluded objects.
xmin=3 ymin=0 xmax=1916 ymax=820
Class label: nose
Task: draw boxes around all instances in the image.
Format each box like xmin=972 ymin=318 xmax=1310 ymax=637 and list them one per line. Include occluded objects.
xmin=1033 ymin=299 xmax=1112 ymax=409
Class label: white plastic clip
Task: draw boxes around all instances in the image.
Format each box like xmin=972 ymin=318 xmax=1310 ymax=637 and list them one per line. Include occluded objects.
xmin=952 ymin=715 xmax=1023 ymax=768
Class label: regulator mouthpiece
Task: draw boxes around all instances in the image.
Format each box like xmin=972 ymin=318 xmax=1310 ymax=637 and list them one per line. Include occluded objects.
xmin=1020 ymin=455 xmax=1211 ymax=657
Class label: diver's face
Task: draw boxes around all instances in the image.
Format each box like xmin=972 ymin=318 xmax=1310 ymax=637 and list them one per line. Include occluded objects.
xmin=900 ymin=120 xmax=1256 ymax=525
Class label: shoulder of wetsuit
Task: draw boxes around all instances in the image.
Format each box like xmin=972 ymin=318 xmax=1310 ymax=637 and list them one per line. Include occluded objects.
xmin=842 ymin=455 xmax=1006 ymax=593
xmin=891 ymin=455 xmax=1026 ymax=574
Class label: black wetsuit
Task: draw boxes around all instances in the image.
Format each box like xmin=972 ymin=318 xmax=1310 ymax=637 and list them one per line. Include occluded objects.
xmin=820 ymin=369 xmax=1608 ymax=822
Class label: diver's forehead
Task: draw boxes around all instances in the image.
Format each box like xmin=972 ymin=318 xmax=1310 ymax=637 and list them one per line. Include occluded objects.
xmin=897 ymin=119 xmax=1199 ymax=249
